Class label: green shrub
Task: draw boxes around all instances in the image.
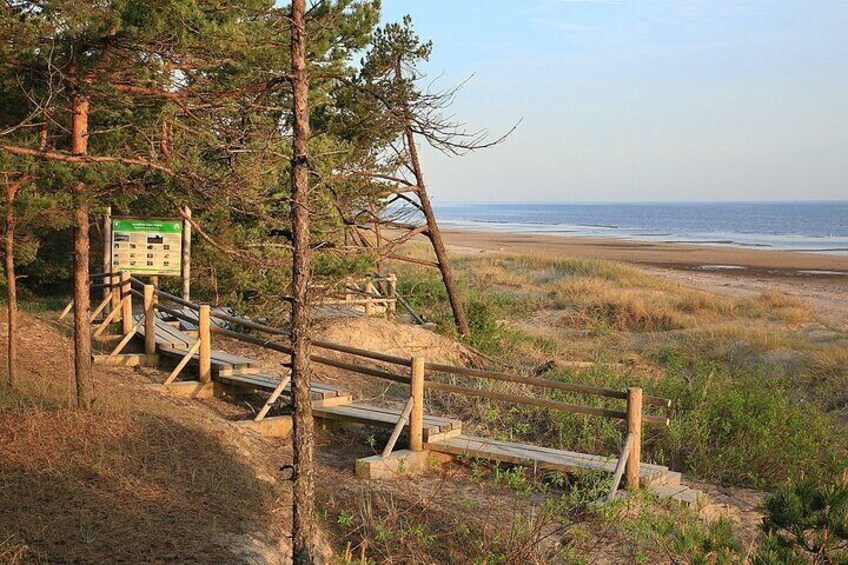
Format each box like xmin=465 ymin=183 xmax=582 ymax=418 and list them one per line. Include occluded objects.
xmin=652 ymin=352 xmax=848 ymax=487
xmin=753 ymin=473 xmax=848 ymax=564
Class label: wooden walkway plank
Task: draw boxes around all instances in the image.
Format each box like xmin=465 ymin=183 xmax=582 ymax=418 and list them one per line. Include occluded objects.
xmin=313 ymin=402 xmax=461 ymax=439
xmin=425 ymin=435 xmax=667 ymax=483
xmin=216 ymin=371 xmax=347 ymax=400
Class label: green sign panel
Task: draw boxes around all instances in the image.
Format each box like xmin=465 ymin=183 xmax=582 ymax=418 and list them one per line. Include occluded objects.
xmin=111 ymin=218 xmax=182 ymax=276
xmin=112 ymin=219 xmax=182 ymax=234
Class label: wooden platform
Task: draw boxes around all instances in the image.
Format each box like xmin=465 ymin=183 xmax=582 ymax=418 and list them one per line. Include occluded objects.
xmin=313 ymin=403 xmax=461 ymax=441
xmin=424 ymin=434 xmax=670 ymax=486
xmin=215 ymin=371 xmax=348 ymax=401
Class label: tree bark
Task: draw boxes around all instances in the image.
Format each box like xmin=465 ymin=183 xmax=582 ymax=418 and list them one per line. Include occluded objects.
xmin=4 ymin=176 xmax=18 ymax=389
xmin=290 ymin=1 xmax=315 ymax=562
xmin=71 ymin=91 xmax=94 ymax=409
xmin=403 ymin=126 xmax=470 ymax=336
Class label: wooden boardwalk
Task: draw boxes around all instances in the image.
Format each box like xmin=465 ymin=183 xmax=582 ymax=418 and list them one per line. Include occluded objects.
xmin=425 ymin=435 xmax=669 ymax=485
xmin=130 ymin=312 xmax=692 ymax=495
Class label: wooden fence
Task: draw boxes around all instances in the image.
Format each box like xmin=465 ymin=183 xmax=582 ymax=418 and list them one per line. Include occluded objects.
xmin=73 ymin=271 xmax=672 ymax=491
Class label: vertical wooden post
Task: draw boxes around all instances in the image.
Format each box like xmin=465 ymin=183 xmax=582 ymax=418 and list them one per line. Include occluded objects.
xmin=198 ymin=304 xmax=211 ymax=383
xmin=120 ymin=271 xmax=132 ymax=334
xmin=409 ymin=356 xmax=425 ymax=452
xmin=364 ymin=279 xmax=375 ymax=316
xmin=625 ymin=387 xmax=643 ymax=489
xmin=344 ymin=276 xmax=352 ymax=302
xmin=181 ymin=206 xmax=192 ymax=301
xmin=143 ymin=284 xmax=156 ymax=360
xmin=387 ymin=274 xmax=397 ymax=317
xmin=149 ymin=276 xmax=159 ymax=310
xmin=109 ymin=212 xmax=120 ymax=314
xmin=102 ymin=207 xmax=112 ymax=311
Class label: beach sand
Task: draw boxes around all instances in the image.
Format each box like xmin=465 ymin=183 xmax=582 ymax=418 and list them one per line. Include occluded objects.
xmin=439 ymin=229 xmax=848 ymax=328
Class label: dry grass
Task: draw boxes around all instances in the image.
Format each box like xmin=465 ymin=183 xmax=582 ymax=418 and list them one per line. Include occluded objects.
xmin=0 ymin=314 xmax=288 ymax=564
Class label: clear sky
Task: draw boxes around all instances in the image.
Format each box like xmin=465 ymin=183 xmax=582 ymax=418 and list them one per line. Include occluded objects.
xmin=381 ymin=1 xmax=848 ymax=203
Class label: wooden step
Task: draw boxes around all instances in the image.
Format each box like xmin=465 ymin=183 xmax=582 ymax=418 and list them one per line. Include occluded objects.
xmin=215 ymin=371 xmax=348 ymax=401
xmin=426 ymin=434 xmax=668 ymax=485
xmin=649 ymin=484 xmax=707 ymax=508
xmin=167 ymin=306 xmax=237 ymax=332
xmin=135 ymin=316 xmax=194 ymax=348
xmin=313 ymin=402 xmax=461 ymax=441
xmin=663 ymin=471 xmax=682 ymax=487
xmin=158 ymin=344 xmax=256 ymax=377
xmin=217 ymin=365 xmax=274 ymax=377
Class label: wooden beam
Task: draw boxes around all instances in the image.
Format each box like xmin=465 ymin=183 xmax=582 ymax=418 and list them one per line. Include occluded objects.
xmin=254 ymin=374 xmax=293 ymax=422
xmin=608 ymin=432 xmax=634 ymax=501
xmin=409 ymin=357 xmax=425 ymax=452
xmin=425 ymin=381 xmax=628 ymax=421
xmin=381 ymin=397 xmax=414 ymax=458
xmin=162 ymin=339 xmax=201 ymax=386
xmin=625 ymin=388 xmax=643 ymax=490
xmin=198 ymin=304 xmax=211 ymax=383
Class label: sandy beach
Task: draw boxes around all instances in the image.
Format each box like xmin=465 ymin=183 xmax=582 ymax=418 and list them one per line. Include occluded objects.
xmin=441 ymin=229 xmax=848 ymax=276
xmin=440 ymin=229 xmax=848 ymax=328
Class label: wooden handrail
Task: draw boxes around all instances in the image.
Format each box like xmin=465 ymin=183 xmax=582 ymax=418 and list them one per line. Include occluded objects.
xmin=425 ymin=362 xmax=671 ymax=408
xmin=424 ymin=381 xmax=629 ymax=420
xmin=129 ymin=280 xmax=672 ymax=424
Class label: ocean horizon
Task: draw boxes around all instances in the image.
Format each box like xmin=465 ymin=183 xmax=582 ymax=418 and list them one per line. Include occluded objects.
xmin=431 ymin=201 xmax=848 ymax=256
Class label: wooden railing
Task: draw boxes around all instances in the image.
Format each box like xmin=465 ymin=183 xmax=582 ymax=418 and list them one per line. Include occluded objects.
xmin=71 ymin=271 xmax=671 ymax=492
xmin=315 ymin=274 xmax=398 ymax=317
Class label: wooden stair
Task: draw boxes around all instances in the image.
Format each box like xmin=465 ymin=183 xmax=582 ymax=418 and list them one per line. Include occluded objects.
xmin=425 ymin=434 xmax=669 ymax=485
xmin=134 ymin=311 xmax=701 ymax=501
xmin=313 ymin=403 xmax=461 ymax=441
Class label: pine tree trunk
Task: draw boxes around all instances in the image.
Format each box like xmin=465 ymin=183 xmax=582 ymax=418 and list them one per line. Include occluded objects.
xmin=403 ymin=126 xmax=470 ymax=336
xmin=4 ymin=178 xmax=17 ymax=389
xmin=290 ymin=1 xmax=315 ymax=562
xmin=71 ymin=92 xmax=93 ymax=409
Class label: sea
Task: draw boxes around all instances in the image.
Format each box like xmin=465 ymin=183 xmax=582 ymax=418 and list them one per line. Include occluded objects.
xmin=432 ymin=201 xmax=848 ymax=257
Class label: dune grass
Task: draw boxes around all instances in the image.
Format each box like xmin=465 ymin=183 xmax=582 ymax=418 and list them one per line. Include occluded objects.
xmin=0 ymin=316 xmax=285 ymax=563
xmin=391 ymin=246 xmax=847 ymax=489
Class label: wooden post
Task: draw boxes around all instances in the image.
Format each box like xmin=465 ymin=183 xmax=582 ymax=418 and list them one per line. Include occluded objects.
xmin=625 ymin=387 xmax=643 ymax=489
xmin=387 ymin=274 xmax=397 ymax=317
xmin=181 ymin=206 xmax=191 ymax=301
xmin=198 ymin=304 xmax=211 ymax=383
xmin=409 ymin=356 xmax=424 ymax=452
xmin=364 ymin=279 xmax=375 ymax=316
xmin=102 ymin=207 xmax=111 ymax=311
xmin=120 ymin=271 xmax=132 ymax=334
xmin=149 ymin=275 xmax=159 ymax=310
xmin=143 ymin=284 xmax=156 ymax=360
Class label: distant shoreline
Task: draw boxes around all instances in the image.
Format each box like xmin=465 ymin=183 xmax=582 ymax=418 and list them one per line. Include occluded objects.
xmin=440 ymin=220 xmax=848 ymax=257
xmin=431 ymin=201 xmax=848 ymax=258
xmin=438 ymin=228 xmax=848 ymax=282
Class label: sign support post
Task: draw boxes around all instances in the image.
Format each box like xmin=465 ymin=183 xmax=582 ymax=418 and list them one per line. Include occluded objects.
xmin=181 ymin=206 xmax=191 ymax=301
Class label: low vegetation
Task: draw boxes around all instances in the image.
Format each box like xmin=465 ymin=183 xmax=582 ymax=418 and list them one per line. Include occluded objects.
xmin=394 ymin=245 xmax=848 ymax=490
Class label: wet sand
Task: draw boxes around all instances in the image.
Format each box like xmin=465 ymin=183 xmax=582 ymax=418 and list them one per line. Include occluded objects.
xmin=440 ymin=229 xmax=848 ymax=280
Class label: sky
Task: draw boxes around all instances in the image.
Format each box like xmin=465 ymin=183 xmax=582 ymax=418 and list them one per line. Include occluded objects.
xmin=380 ymin=1 xmax=848 ymax=203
